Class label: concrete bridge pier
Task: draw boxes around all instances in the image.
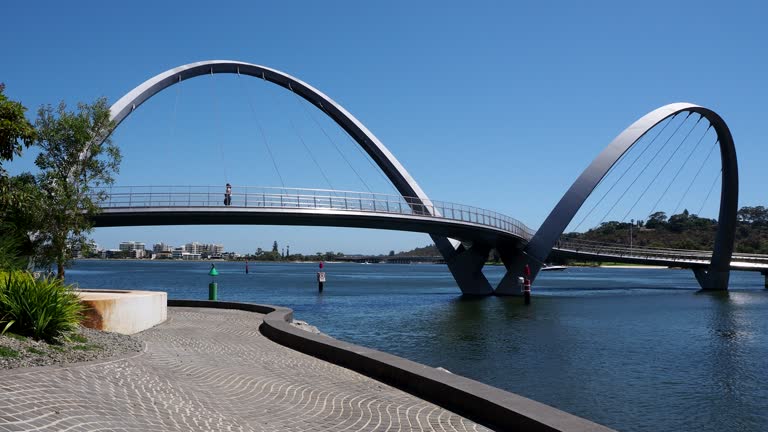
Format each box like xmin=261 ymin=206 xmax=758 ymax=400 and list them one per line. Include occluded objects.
xmin=762 ymin=271 xmax=768 ymax=289
xmin=692 ymin=267 xmax=730 ymax=291
xmin=433 ymin=236 xmax=494 ymax=296
xmin=492 ymin=245 xmax=531 ymax=296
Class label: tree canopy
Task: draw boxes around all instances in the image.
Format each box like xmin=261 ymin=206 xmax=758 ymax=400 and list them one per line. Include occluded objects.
xmin=32 ymin=98 xmax=121 ymax=277
xmin=0 ymin=84 xmax=37 ymax=177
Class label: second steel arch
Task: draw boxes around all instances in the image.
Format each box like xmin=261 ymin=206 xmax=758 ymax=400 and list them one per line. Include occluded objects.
xmin=497 ymin=103 xmax=738 ymax=294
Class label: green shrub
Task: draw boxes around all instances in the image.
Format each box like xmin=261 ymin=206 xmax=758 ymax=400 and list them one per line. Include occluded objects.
xmin=69 ymin=334 xmax=87 ymax=343
xmin=0 ymin=346 xmax=19 ymax=358
xmin=0 ymin=273 xmax=84 ymax=342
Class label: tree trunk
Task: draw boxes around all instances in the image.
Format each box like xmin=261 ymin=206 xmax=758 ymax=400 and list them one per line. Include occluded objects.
xmin=57 ymin=261 xmax=65 ymax=279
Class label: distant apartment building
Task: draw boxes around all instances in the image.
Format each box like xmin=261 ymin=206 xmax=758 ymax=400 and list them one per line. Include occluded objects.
xmin=119 ymin=241 xmax=145 ymax=258
xmin=184 ymin=242 xmax=202 ymax=254
xmin=181 ymin=242 xmax=224 ymax=258
xmin=71 ymin=240 xmax=99 ymax=258
xmin=153 ymin=243 xmax=173 ymax=253
xmin=172 ymin=247 xmax=185 ymax=259
xmin=201 ymin=243 xmax=224 ymax=258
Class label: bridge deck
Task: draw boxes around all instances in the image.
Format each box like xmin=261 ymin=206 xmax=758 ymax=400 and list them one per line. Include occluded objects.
xmin=91 ymin=186 xmax=535 ymax=246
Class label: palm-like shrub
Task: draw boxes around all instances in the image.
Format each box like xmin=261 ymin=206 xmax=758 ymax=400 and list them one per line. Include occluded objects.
xmin=0 ymin=272 xmax=84 ymax=342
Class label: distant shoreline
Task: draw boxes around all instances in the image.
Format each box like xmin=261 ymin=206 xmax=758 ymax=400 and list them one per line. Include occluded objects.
xmin=597 ymin=264 xmax=669 ymax=269
xmin=75 ymin=258 xmax=351 ymax=264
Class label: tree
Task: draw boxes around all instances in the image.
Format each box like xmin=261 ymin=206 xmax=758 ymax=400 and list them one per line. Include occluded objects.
xmin=0 ymin=173 xmax=47 ymax=266
xmin=0 ymin=84 xmax=38 ymax=244
xmin=646 ymin=211 xmax=668 ymax=229
xmin=33 ymin=98 xmax=121 ymax=278
xmin=272 ymin=241 xmax=279 ymax=253
xmin=388 ymin=250 xmax=395 ymax=257
xmin=738 ymin=206 xmax=768 ymax=225
xmin=0 ymin=84 xmax=37 ymax=178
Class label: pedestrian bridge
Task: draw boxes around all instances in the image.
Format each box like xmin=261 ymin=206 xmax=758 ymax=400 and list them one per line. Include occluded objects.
xmin=92 ymin=186 xmax=535 ymax=248
xmin=551 ymin=238 xmax=768 ymax=283
xmin=85 ymin=59 xmax=758 ymax=294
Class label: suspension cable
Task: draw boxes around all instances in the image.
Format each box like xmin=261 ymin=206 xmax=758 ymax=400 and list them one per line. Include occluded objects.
xmin=210 ymin=68 xmax=228 ymax=183
xmin=597 ymin=113 xmax=690 ymax=226
xmin=571 ymin=115 xmax=675 ymax=232
xmin=288 ymin=84 xmax=372 ymax=193
xmin=672 ymin=136 xmax=718 ymax=215
xmin=697 ymin=170 xmax=722 ymax=215
xmin=646 ymin=115 xmax=707 ymax=215
xmin=621 ymin=113 xmax=700 ymax=222
xmin=237 ymin=72 xmax=285 ymax=188
xmin=261 ymin=75 xmax=335 ymax=190
xmin=316 ymin=102 xmax=401 ymax=196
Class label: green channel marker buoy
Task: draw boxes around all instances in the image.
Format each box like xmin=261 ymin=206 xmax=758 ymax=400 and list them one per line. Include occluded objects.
xmin=208 ymin=264 xmax=219 ymax=300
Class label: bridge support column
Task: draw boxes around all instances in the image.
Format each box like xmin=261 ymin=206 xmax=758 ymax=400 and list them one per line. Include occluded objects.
xmin=494 ymin=245 xmax=532 ymax=296
xmin=433 ymin=236 xmax=493 ymax=296
xmin=692 ymin=268 xmax=730 ymax=290
xmin=762 ymin=271 xmax=768 ymax=289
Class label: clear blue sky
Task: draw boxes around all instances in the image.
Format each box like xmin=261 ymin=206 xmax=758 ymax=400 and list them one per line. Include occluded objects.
xmin=3 ymin=1 xmax=766 ymax=254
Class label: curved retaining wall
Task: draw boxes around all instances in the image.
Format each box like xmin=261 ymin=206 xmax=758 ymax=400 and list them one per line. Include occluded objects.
xmin=168 ymin=299 xmax=614 ymax=432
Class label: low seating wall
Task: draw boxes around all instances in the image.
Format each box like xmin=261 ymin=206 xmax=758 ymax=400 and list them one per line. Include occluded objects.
xmin=78 ymin=290 xmax=167 ymax=335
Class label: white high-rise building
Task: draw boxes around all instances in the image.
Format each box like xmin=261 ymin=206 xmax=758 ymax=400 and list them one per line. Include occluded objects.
xmin=119 ymin=241 xmax=145 ymax=258
xmin=184 ymin=242 xmax=202 ymax=254
xmin=153 ymin=243 xmax=173 ymax=253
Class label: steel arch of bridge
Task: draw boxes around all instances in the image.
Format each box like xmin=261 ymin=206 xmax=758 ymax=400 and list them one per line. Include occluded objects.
xmin=103 ymin=60 xmax=499 ymax=295
xmin=496 ymin=103 xmax=738 ymax=294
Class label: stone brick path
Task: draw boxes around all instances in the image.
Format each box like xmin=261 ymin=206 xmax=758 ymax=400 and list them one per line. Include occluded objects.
xmin=0 ymin=307 xmax=490 ymax=431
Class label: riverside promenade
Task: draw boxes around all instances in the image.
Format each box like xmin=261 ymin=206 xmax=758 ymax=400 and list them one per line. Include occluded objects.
xmin=0 ymin=307 xmax=489 ymax=431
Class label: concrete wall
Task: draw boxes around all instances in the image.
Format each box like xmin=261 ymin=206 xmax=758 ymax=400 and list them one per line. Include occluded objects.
xmin=169 ymin=299 xmax=614 ymax=432
xmin=79 ymin=290 xmax=167 ymax=335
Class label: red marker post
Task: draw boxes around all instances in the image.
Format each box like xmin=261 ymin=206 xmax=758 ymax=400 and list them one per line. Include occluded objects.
xmin=317 ymin=261 xmax=326 ymax=293
xmin=523 ymin=264 xmax=532 ymax=305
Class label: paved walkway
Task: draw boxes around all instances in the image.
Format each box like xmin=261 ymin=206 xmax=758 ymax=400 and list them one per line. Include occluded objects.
xmin=0 ymin=307 xmax=490 ymax=431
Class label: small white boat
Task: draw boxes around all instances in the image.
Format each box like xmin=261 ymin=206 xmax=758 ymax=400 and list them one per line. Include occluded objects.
xmin=541 ymin=265 xmax=568 ymax=271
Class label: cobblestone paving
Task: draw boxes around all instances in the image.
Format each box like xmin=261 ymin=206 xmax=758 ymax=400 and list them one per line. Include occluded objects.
xmin=0 ymin=307 xmax=491 ymax=431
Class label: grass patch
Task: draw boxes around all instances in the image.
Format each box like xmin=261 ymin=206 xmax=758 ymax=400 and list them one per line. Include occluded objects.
xmin=26 ymin=347 xmax=46 ymax=355
xmin=69 ymin=334 xmax=87 ymax=343
xmin=0 ymin=346 xmax=19 ymax=358
xmin=4 ymin=332 xmax=27 ymax=341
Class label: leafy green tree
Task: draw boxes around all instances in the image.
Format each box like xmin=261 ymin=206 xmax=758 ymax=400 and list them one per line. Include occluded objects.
xmin=738 ymin=206 xmax=768 ymax=225
xmin=33 ymin=98 xmax=121 ymax=278
xmin=645 ymin=211 xmax=668 ymax=229
xmin=0 ymin=84 xmax=39 ymax=256
xmin=0 ymin=173 xmax=47 ymax=267
xmin=0 ymin=84 xmax=37 ymax=178
xmin=272 ymin=241 xmax=279 ymax=253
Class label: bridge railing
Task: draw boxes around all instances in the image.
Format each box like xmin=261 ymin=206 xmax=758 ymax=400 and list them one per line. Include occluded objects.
xmin=92 ymin=186 xmax=536 ymax=240
xmin=556 ymin=237 xmax=768 ymax=264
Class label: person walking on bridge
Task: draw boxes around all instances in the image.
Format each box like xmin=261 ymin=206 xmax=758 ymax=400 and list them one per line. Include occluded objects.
xmin=224 ymin=183 xmax=232 ymax=206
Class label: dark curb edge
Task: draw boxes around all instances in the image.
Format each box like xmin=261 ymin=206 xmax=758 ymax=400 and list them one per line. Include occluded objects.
xmin=169 ymin=299 xmax=615 ymax=432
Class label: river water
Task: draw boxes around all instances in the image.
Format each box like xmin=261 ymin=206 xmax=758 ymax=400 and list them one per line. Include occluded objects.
xmin=66 ymin=260 xmax=768 ymax=432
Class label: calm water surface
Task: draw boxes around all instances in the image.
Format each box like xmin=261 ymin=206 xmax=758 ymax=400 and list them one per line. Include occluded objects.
xmin=66 ymin=260 xmax=768 ymax=432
